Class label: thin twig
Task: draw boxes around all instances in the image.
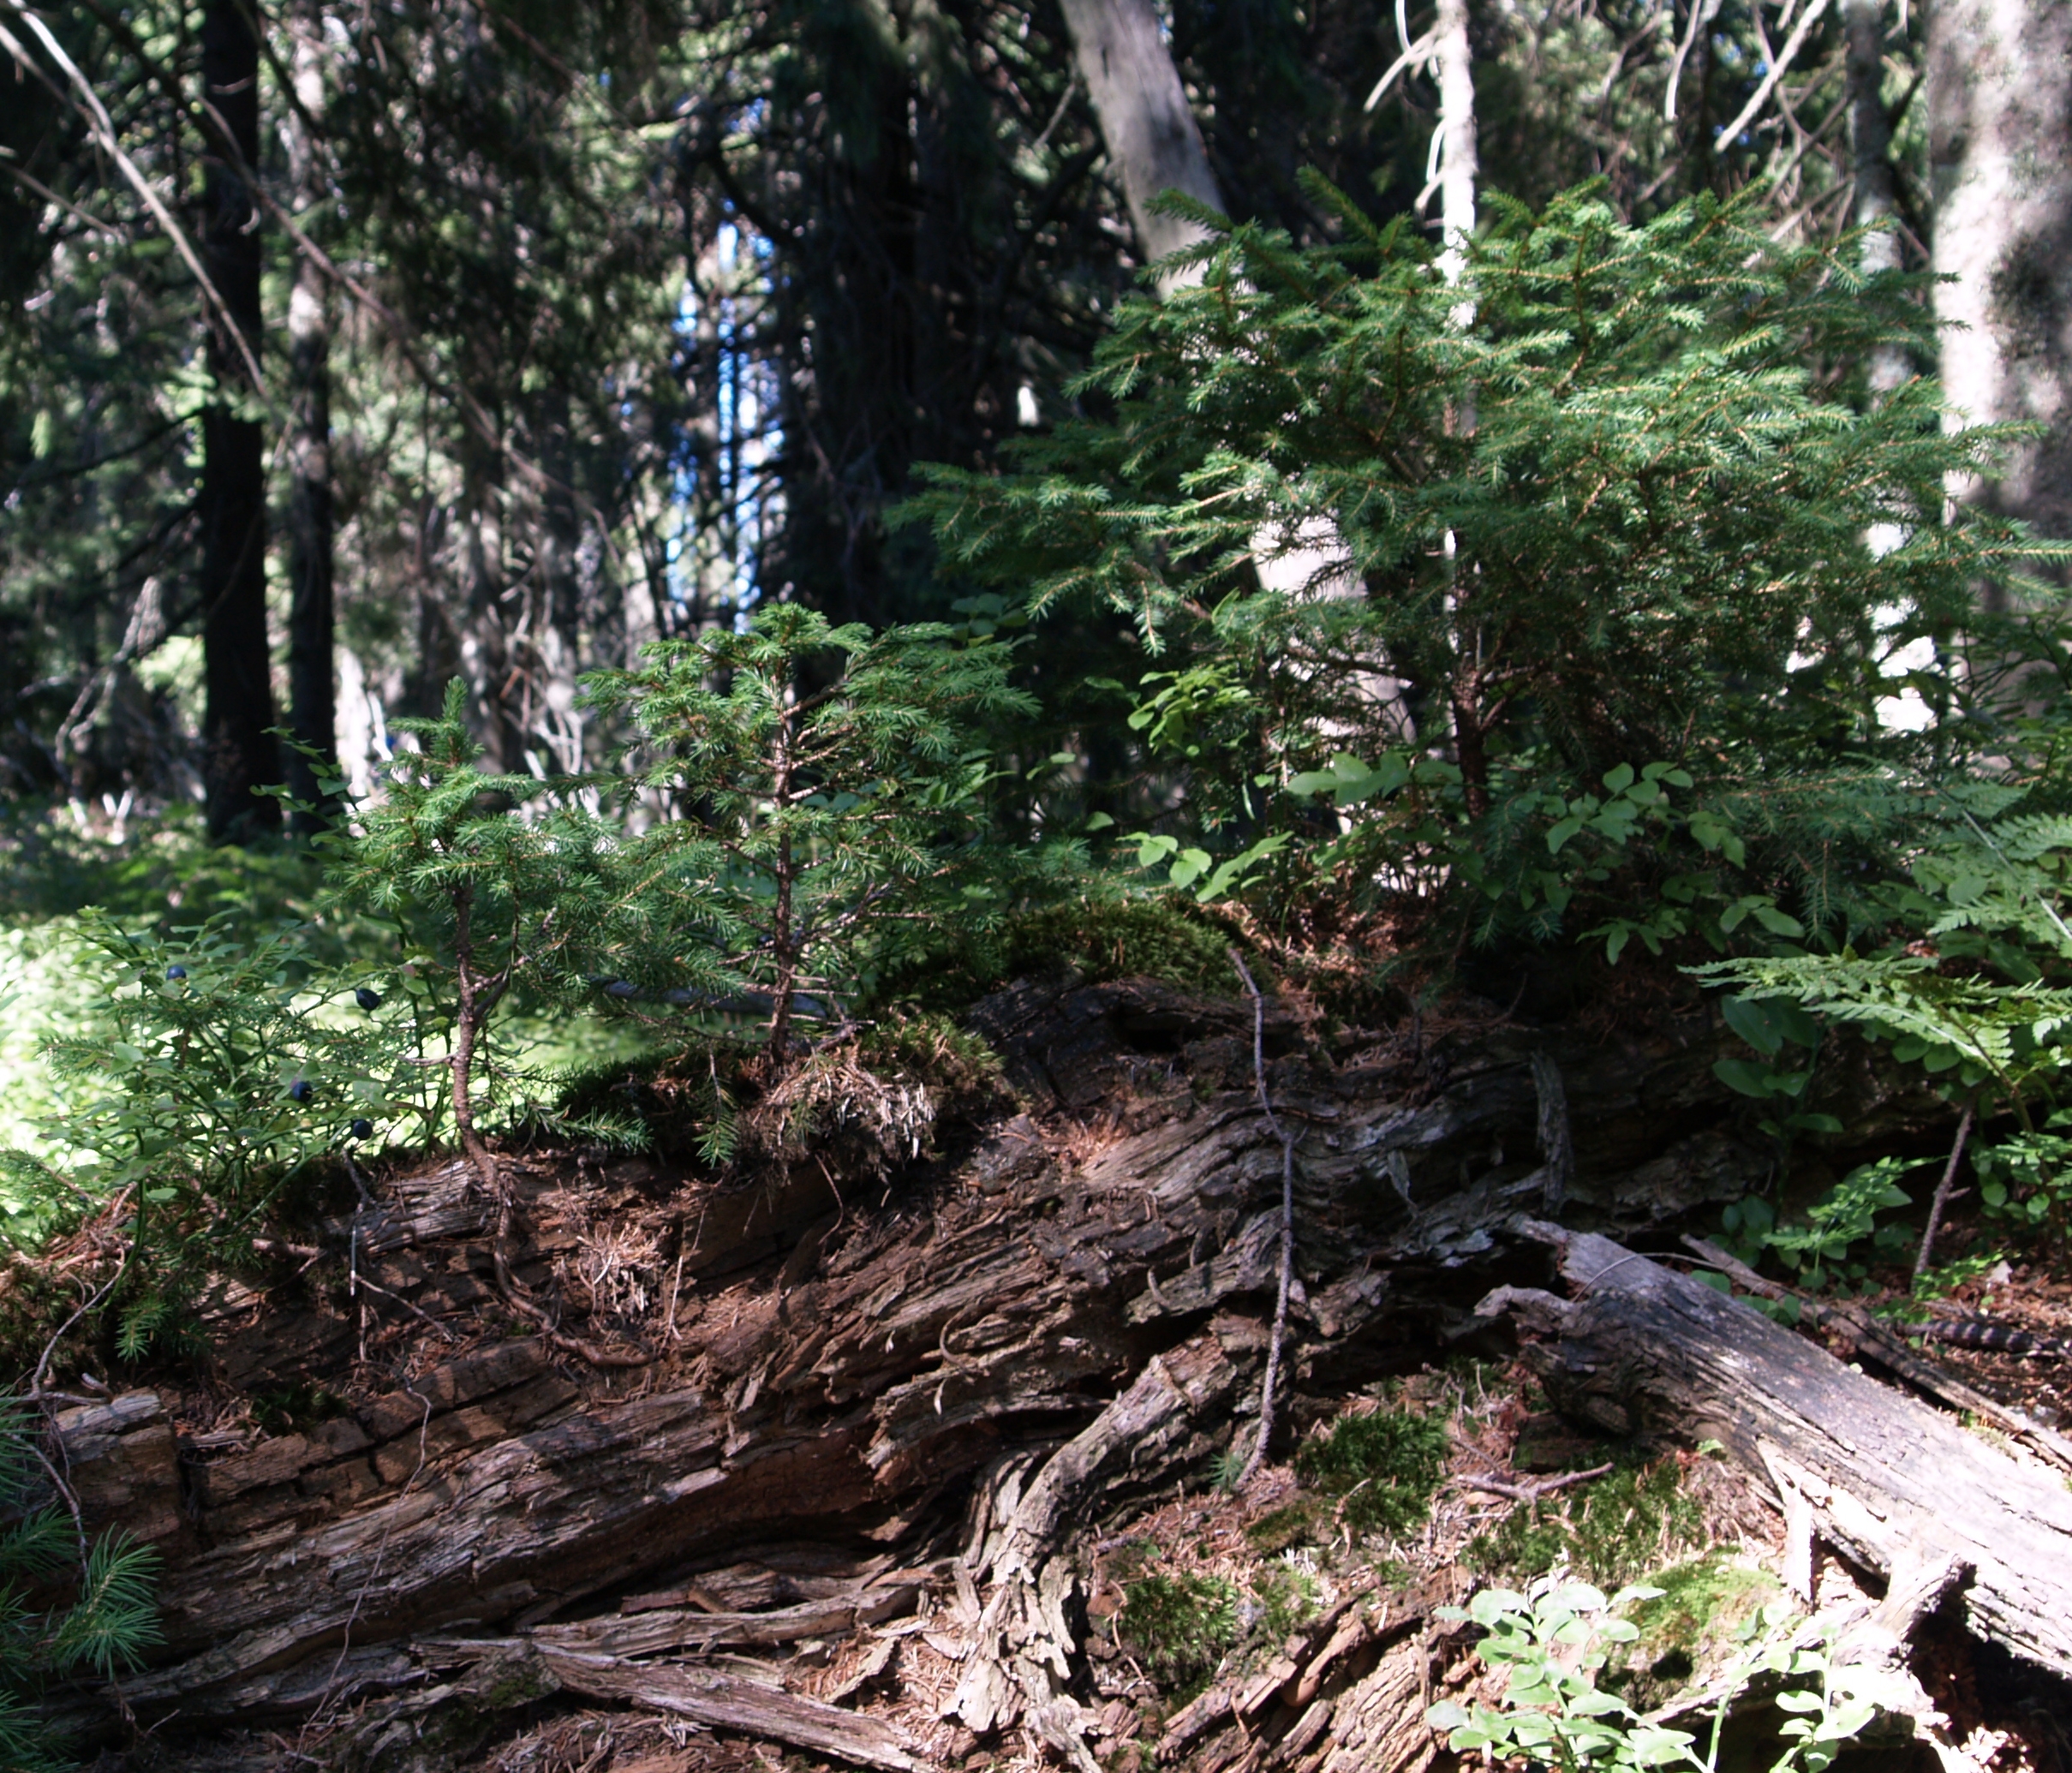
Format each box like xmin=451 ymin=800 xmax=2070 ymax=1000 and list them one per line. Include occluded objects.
xmin=1453 ymin=1461 xmax=1615 ymax=1504
xmin=1914 ymin=1096 xmax=1977 ymax=1286
xmin=0 ymin=2 xmax=266 ymax=393
xmin=1229 ymin=949 xmax=1297 ymax=1487
xmin=1711 ymin=0 xmax=1836 ymax=150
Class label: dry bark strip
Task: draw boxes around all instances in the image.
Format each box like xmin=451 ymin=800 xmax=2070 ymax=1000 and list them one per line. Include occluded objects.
xmin=530 ymin=1583 xmax=925 ymax=1657
xmin=1478 ymin=1219 xmax=2072 ymax=1680
xmin=320 ymin=1636 xmax=932 ymax=1773
xmin=530 ymin=1644 xmax=931 ymax=1772
xmin=947 ymin=1334 xmax=1235 ymax=1770
xmin=1681 ymin=1233 xmax=2072 ymax=1472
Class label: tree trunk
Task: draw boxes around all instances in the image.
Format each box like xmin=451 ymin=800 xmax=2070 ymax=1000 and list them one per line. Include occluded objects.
xmin=284 ymin=16 xmax=338 ymax=835
xmin=1478 ymin=1221 xmax=2072 ymax=1680
xmin=37 ymin=983 xmax=1786 ymax=1719
xmin=1431 ymin=0 xmax=1477 ymax=303
xmin=1054 ymin=0 xmax=1226 ymax=288
xmin=1846 ymin=0 xmax=1907 ymax=397
xmin=1929 ymin=0 xmax=2072 ymax=590
xmin=199 ymin=0 xmax=279 ymax=845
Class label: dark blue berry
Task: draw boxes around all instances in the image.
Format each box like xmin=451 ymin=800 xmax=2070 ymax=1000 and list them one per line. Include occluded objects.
xmin=164 ymin=964 xmax=187 ymax=981
xmin=350 ymin=1118 xmax=373 ymax=1141
xmin=355 ymin=987 xmax=383 ymax=1012
xmin=288 ymin=1079 xmax=313 ymax=1103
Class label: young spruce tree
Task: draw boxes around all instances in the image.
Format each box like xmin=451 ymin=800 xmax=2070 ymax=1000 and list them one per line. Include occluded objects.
xmin=590 ymin=605 xmax=1040 ymax=1071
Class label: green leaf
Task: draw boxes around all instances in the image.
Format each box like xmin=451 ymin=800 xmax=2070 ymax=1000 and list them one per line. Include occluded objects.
xmin=1713 ymin=1058 xmax=1776 ymax=1098
xmin=1721 ymin=995 xmax=1786 ymax=1056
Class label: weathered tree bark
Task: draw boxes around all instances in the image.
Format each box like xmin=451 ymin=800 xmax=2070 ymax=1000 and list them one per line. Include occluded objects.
xmin=1929 ymin=0 xmax=2072 ymax=589
xmin=1054 ymin=0 xmax=1226 ymax=287
xmin=41 ymin=983 xmax=1783 ymax=1734
xmin=199 ymin=0 xmax=280 ymax=843
xmin=284 ymin=14 xmax=339 ymax=835
xmin=1478 ymin=1221 xmax=2072 ymax=1680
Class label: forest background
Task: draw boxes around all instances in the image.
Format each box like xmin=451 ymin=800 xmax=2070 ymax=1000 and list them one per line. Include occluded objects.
xmin=8 ymin=0 xmax=2072 ymax=1263
xmin=9 ymin=1 xmax=2072 ymax=1759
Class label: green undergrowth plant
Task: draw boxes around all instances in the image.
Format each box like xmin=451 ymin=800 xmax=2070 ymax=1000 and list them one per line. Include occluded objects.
xmin=0 ymin=1402 xmax=161 ymax=1770
xmin=332 ymin=678 xmax=729 ymax=1185
xmin=867 ymin=890 xmax=1240 ymax=1011
xmin=1699 ymin=784 xmax=2072 ymax=1257
xmin=27 ymin=915 xmax=427 ymax=1356
xmin=907 ymin=176 xmax=2068 ymax=971
xmin=0 ymin=800 xmax=330 ymax=932
xmin=1713 ymin=1159 xmax=1923 ymax=1309
xmin=589 ymin=604 xmax=1059 ymax=1067
xmin=1429 ymin=1575 xmax=1886 ymax=1772
xmin=1293 ymin=1407 xmax=1449 ymax=1539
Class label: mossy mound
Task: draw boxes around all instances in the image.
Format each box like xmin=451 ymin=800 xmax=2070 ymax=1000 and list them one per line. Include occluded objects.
xmin=1293 ymin=1408 xmax=1449 ymax=1538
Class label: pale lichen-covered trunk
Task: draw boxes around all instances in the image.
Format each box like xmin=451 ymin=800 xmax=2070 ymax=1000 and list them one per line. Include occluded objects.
xmin=1432 ymin=0 xmax=1478 ymax=313
xmin=1930 ymin=0 xmax=2072 ymax=588
xmin=1054 ymin=0 xmax=1411 ymax=739
xmin=1054 ymin=0 xmax=1226 ymax=290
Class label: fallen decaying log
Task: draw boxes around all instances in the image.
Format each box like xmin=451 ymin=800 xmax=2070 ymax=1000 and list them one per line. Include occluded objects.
xmin=1478 ymin=1219 xmax=2072 ymax=1679
xmin=39 ymin=976 xmax=2056 ymax=1766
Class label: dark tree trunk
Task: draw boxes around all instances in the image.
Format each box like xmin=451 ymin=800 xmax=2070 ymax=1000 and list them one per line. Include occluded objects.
xmin=199 ymin=0 xmax=278 ymax=844
xmin=284 ymin=20 xmax=337 ymax=834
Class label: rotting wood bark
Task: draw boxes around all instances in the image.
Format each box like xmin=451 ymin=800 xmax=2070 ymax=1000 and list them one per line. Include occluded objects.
xmin=27 ymin=980 xmax=1938 ymax=1759
xmin=1478 ymin=1218 xmax=2072 ymax=1680
xmin=1681 ymin=1233 xmax=2072 ymax=1472
xmin=946 ymin=1334 xmax=1236 ymax=1770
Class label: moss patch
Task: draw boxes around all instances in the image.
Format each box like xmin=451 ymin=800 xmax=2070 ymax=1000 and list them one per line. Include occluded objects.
xmin=1465 ymin=1458 xmax=1705 ymax=1586
xmin=1118 ymin=1572 xmax=1240 ymax=1692
xmin=1245 ymin=1498 xmax=1325 ymax=1555
xmin=1293 ymin=1408 xmax=1449 ymax=1537
xmin=1250 ymin=1560 xmax=1322 ymax=1641
xmin=1609 ymin=1555 xmax=1789 ymax=1713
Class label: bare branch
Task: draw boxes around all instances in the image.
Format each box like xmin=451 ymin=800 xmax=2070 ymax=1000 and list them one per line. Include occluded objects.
xmin=0 ymin=0 xmax=267 ymax=394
